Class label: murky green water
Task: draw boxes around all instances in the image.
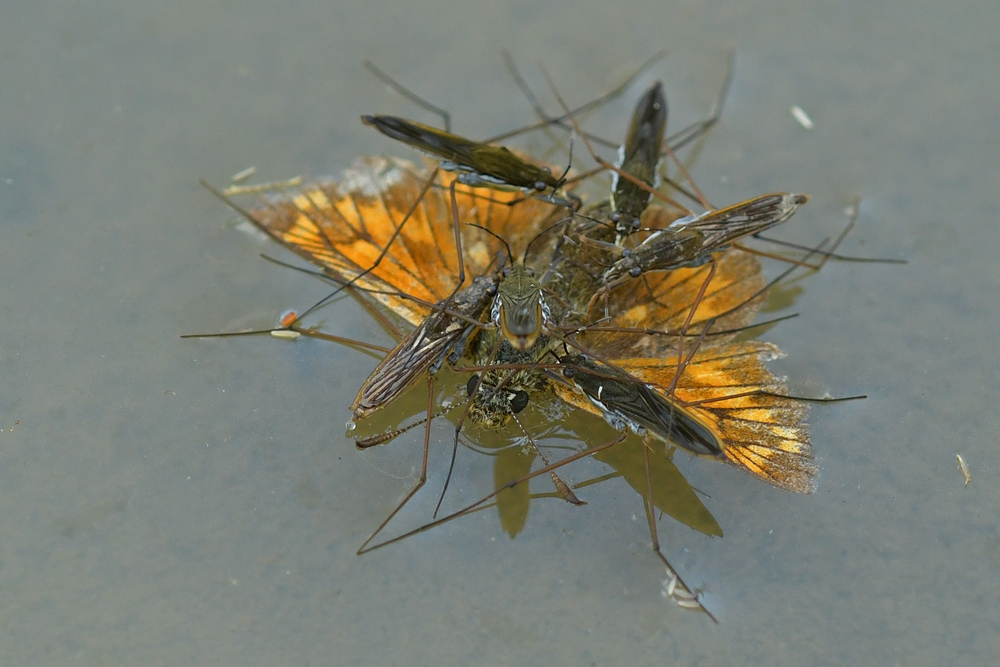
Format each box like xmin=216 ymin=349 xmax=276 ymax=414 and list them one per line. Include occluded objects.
xmin=2 ymin=1 xmax=998 ymax=664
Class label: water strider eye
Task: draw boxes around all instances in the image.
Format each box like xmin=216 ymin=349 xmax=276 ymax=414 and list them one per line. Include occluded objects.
xmin=629 ymin=266 xmax=642 ymax=278
xmin=466 ymin=375 xmax=480 ymax=396
xmin=610 ymin=212 xmax=621 ymax=223
xmin=533 ymin=181 xmax=547 ymax=192
xmin=510 ymin=390 xmax=529 ymax=414
xmin=562 ymin=366 xmax=576 ymax=379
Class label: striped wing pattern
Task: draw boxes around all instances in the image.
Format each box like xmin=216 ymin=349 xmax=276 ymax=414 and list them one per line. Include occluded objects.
xmin=620 ymin=345 xmax=815 ymax=493
xmin=554 ymin=342 xmax=814 ymax=493
xmin=581 ymin=249 xmax=767 ymax=358
xmin=244 ymin=156 xmax=557 ymax=329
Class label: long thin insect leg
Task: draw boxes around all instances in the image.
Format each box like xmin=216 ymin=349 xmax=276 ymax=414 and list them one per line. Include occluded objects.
xmin=540 ymin=67 xmax=693 ymax=217
xmin=643 ymin=438 xmax=718 ymax=622
xmin=512 ymin=413 xmax=585 ymax=506
xmin=364 ymin=60 xmax=452 ymax=131
xmin=487 ymin=49 xmax=668 ymax=144
xmin=664 ymin=52 xmax=735 ymax=153
xmin=357 ymin=374 xmax=437 ymax=554
xmin=501 ymin=51 xmax=620 ymax=150
xmin=641 ymin=261 xmax=719 ymax=620
xmin=361 ymin=431 xmax=629 ymax=553
xmin=666 ymin=260 xmax=718 ymax=396
xmin=199 ymin=168 xmax=441 ymax=329
xmin=737 ymin=197 xmax=905 ymax=269
xmin=434 ymin=330 xmax=506 ymax=518
xmin=294 ymin=167 xmax=442 ymax=322
xmin=424 ymin=179 xmax=497 ymax=519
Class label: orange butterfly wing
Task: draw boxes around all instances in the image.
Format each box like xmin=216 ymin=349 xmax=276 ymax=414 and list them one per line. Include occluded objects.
xmin=555 ymin=241 xmax=815 ymax=493
xmin=238 ymin=156 xmax=560 ymax=330
xmin=619 ymin=345 xmax=815 ymax=493
xmin=552 ymin=342 xmax=814 ymax=493
xmin=578 ymin=248 xmax=767 ymax=359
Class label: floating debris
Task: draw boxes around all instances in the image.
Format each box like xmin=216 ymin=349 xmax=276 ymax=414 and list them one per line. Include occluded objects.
xmin=956 ymin=453 xmax=971 ymax=487
xmin=223 ymin=176 xmax=303 ymax=196
xmin=230 ymin=166 xmax=257 ymax=183
xmin=270 ymin=329 xmax=301 ymax=340
xmin=791 ymin=105 xmax=814 ymax=130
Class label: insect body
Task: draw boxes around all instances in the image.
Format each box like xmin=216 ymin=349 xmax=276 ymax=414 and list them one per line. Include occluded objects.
xmin=491 ymin=264 xmax=551 ymax=351
xmin=555 ymin=353 xmax=722 ymax=457
xmin=466 ymin=263 xmax=556 ymax=429
xmin=362 ymin=115 xmax=565 ymax=194
xmin=601 ymin=193 xmax=810 ymax=288
xmin=351 ymin=273 xmax=499 ymax=420
xmin=609 ymin=81 xmax=667 ymax=240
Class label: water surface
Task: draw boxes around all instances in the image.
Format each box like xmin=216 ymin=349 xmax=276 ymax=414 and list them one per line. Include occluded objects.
xmin=1 ymin=1 xmax=998 ymax=665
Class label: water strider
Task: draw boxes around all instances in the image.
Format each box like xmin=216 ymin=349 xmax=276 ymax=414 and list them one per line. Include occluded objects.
xmin=600 ymin=193 xmax=811 ymax=287
xmin=191 ymin=54 xmax=901 ymax=621
xmin=362 ymin=114 xmax=571 ymax=199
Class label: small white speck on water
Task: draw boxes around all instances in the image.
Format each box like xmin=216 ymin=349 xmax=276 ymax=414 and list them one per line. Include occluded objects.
xmin=270 ymin=329 xmax=301 ymax=340
xmin=231 ymin=166 xmax=257 ymax=183
xmin=791 ymin=105 xmax=814 ymax=129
